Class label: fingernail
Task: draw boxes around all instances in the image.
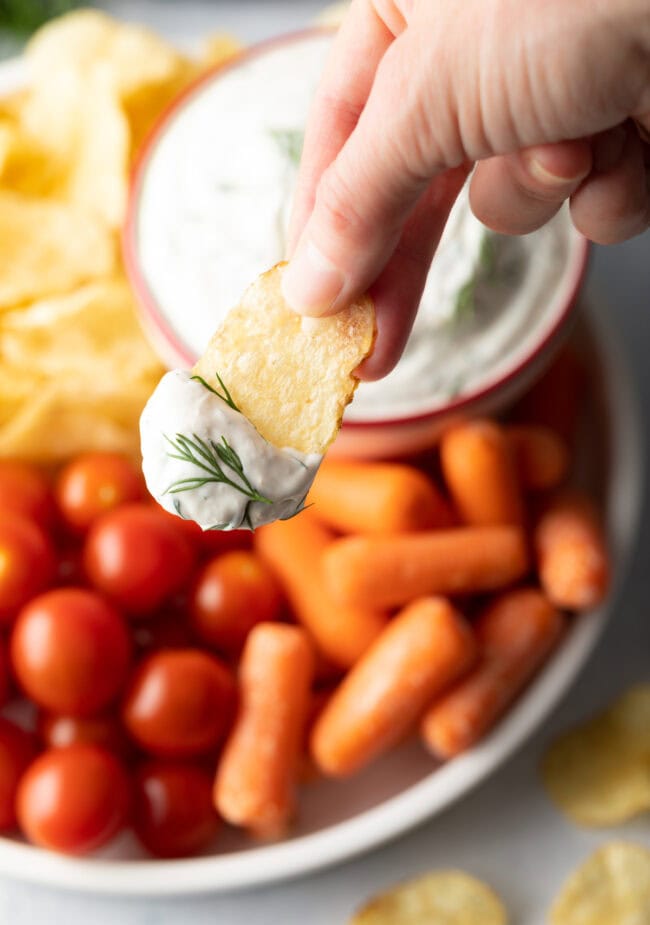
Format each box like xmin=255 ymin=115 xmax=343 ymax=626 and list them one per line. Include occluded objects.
xmin=282 ymin=240 xmax=344 ymax=316
xmin=526 ymin=154 xmax=581 ymax=187
xmin=593 ymin=126 xmax=627 ymax=173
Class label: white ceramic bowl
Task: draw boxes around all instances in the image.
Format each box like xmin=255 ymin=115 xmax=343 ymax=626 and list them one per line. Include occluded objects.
xmin=124 ymin=29 xmax=589 ymax=459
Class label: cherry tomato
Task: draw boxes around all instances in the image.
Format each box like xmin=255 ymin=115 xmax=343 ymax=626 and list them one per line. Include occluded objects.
xmin=11 ymin=588 xmax=131 ymax=717
xmin=0 ymin=637 xmax=10 ymax=707
xmin=189 ymin=551 xmax=283 ymax=655
xmin=0 ymin=718 xmax=38 ymax=830
xmin=0 ymin=514 xmax=55 ymax=625
xmin=55 ymin=453 xmax=144 ymax=534
xmin=0 ymin=461 xmax=54 ymax=530
xmin=133 ymin=761 xmax=219 ymax=858
xmin=83 ymin=504 xmax=194 ymax=617
xmin=38 ymin=712 xmax=131 ymax=759
xmin=122 ymin=649 xmax=235 ymax=758
xmin=17 ymin=744 xmax=130 ymax=855
xmin=201 ymin=528 xmax=253 ymax=556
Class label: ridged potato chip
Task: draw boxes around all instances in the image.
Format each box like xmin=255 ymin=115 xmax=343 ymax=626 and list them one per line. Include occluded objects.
xmin=0 ymin=280 xmax=163 ymax=462
xmin=0 ymin=191 xmax=115 ymax=309
xmin=349 ymin=870 xmax=508 ymax=925
xmin=542 ymin=684 xmax=650 ymax=826
xmin=193 ymin=263 xmax=375 ymax=454
xmin=550 ymin=842 xmax=650 ymax=925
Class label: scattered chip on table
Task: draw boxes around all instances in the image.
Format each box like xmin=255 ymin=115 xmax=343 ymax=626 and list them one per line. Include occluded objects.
xmin=550 ymin=842 xmax=650 ymax=925
xmin=348 ymin=870 xmax=508 ymax=925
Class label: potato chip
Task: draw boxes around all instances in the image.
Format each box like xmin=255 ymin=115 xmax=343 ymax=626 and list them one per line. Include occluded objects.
xmin=20 ymin=71 xmax=130 ymax=226
xmin=193 ymin=263 xmax=375 ymax=454
xmin=550 ymin=842 xmax=650 ymax=925
xmin=542 ymin=685 xmax=650 ymax=826
xmin=0 ymin=279 xmax=163 ymax=462
xmin=0 ymin=191 xmax=115 ymax=309
xmin=26 ymin=10 xmax=196 ymax=156
xmin=315 ymin=2 xmax=351 ymax=28
xmin=201 ymin=32 xmax=244 ymax=69
xmin=349 ymin=870 xmax=508 ymax=925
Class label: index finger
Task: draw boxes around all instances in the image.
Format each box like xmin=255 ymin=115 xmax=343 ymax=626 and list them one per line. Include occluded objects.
xmin=286 ymin=0 xmax=398 ymax=254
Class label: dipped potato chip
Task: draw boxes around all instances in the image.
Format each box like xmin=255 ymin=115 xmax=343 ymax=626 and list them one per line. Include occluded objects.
xmin=542 ymin=684 xmax=650 ymax=826
xmin=550 ymin=842 xmax=650 ymax=925
xmin=0 ymin=191 xmax=115 ymax=308
xmin=349 ymin=870 xmax=508 ymax=925
xmin=193 ymin=263 xmax=375 ymax=454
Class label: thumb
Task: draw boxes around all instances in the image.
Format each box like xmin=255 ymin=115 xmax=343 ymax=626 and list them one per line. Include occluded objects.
xmin=282 ymin=35 xmax=441 ymax=317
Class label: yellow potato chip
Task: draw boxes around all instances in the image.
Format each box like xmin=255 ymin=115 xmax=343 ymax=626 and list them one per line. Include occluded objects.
xmin=200 ymin=32 xmax=244 ymax=69
xmin=349 ymin=870 xmax=508 ymax=925
xmin=542 ymin=685 xmax=650 ymax=826
xmin=20 ymin=71 xmax=130 ymax=226
xmin=550 ymin=842 xmax=650 ymax=925
xmin=0 ymin=191 xmax=115 ymax=309
xmin=193 ymin=263 xmax=375 ymax=454
xmin=26 ymin=10 xmax=196 ymax=157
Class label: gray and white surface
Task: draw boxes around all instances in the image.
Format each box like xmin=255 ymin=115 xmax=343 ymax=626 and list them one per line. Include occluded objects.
xmin=1 ymin=2 xmax=649 ymax=922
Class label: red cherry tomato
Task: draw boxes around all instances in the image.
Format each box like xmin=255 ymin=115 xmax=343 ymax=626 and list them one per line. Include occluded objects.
xmin=149 ymin=503 xmax=252 ymax=557
xmin=0 ymin=718 xmax=38 ymax=830
xmin=0 ymin=637 xmax=10 ymax=708
xmin=133 ymin=761 xmax=220 ymax=858
xmin=0 ymin=514 xmax=55 ymax=625
xmin=17 ymin=744 xmax=130 ymax=855
xmin=189 ymin=551 xmax=283 ymax=655
xmin=0 ymin=460 xmax=54 ymax=530
xmin=38 ymin=712 xmax=131 ymax=759
xmin=11 ymin=588 xmax=131 ymax=717
xmin=83 ymin=504 xmax=194 ymax=617
xmin=55 ymin=453 xmax=144 ymax=534
xmin=122 ymin=649 xmax=235 ymax=758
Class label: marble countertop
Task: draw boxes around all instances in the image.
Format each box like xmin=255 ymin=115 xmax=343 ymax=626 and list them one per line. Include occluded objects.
xmin=1 ymin=3 xmax=649 ymax=922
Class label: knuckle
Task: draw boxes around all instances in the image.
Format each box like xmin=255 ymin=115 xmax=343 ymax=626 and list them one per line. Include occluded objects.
xmin=315 ymin=165 xmax=368 ymax=241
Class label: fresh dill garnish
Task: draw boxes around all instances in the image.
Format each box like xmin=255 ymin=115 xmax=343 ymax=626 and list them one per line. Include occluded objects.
xmin=190 ymin=372 xmax=241 ymax=412
xmin=452 ymin=231 xmax=498 ymax=322
xmin=269 ymin=128 xmax=304 ymax=166
xmin=163 ymin=432 xmax=271 ymax=504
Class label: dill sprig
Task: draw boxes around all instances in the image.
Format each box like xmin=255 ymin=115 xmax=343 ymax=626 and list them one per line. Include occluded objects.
xmin=190 ymin=371 xmax=240 ymax=412
xmin=269 ymin=128 xmax=304 ymax=166
xmin=163 ymin=432 xmax=271 ymax=504
xmin=453 ymin=232 xmax=498 ymax=322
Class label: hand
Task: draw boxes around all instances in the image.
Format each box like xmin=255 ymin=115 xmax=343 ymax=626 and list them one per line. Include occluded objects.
xmin=282 ymin=0 xmax=650 ymax=379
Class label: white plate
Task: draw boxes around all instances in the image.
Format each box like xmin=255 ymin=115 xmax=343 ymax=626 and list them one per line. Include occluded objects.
xmin=0 ymin=61 xmax=643 ymax=896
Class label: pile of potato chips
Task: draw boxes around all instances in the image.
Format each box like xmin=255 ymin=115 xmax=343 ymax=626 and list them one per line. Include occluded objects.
xmin=0 ymin=10 xmax=242 ymax=462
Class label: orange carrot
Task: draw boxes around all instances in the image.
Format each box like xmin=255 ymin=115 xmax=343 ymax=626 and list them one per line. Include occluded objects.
xmin=440 ymin=419 xmax=524 ymax=526
xmin=421 ymin=587 xmax=564 ymax=759
xmin=254 ymin=510 xmax=387 ymax=667
xmin=513 ymin=347 xmax=586 ymax=445
xmin=214 ymin=623 xmax=313 ymax=838
xmin=506 ymin=425 xmax=569 ymax=491
xmin=308 ymin=459 xmax=454 ymax=534
xmin=322 ymin=526 xmax=529 ymax=609
xmin=534 ymin=492 xmax=609 ymax=610
xmin=311 ymin=597 xmax=477 ymax=777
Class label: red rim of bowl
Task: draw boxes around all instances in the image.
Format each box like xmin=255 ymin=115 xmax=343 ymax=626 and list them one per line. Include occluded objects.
xmin=123 ymin=28 xmax=591 ymax=431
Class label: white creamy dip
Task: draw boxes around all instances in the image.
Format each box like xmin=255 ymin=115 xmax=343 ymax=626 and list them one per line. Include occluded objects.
xmin=136 ymin=32 xmax=578 ymax=422
xmin=140 ymin=370 xmax=321 ymax=530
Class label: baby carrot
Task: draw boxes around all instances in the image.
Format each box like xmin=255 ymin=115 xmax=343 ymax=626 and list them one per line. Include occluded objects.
xmin=311 ymin=597 xmax=477 ymax=777
xmin=534 ymin=492 xmax=609 ymax=610
xmin=308 ymin=459 xmax=454 ymax=534
xmin=421 ymin=588 xmax=564 ymax=759
xmin=214 ymin=623 xmax=313 ymax=838
xmin=323 ymin=526 xmax=529 ymax=609
xmin=440 ymin=419 xmax=524 ymax=526
xmin=254 ymin=510 xmax=387 ymax=667
xmin=506 ymin=425 xmax=570 ymax=491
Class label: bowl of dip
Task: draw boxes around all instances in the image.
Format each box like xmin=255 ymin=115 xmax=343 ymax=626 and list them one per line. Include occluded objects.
xmin=124 ymin=28 xmax=589 ymax=458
